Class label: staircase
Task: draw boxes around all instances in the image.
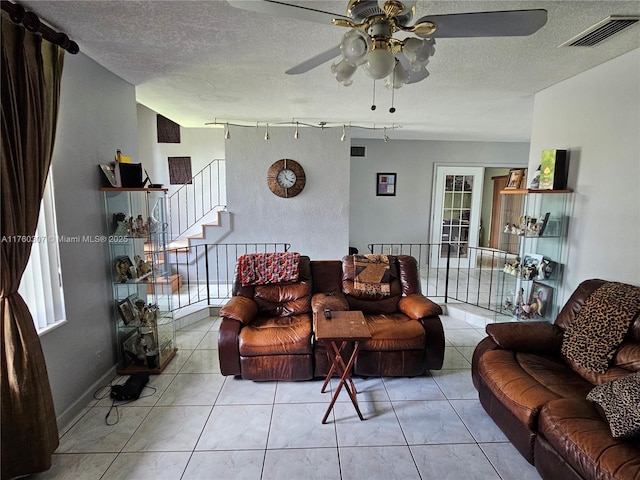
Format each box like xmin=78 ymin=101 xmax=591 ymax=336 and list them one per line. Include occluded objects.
xmin=162 ymin=160 xmax=290 ymax=319
xmin=168 ymin=159 xmax=226 ymax=242
xmin=165 ymin=159 xmax=228 ymax=312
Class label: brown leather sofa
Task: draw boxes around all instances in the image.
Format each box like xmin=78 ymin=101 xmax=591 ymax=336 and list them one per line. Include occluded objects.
xmin=472 ymin=279 xmax=640 ymax=480
xmin=218 ymin=254 xmax=444 ymax=380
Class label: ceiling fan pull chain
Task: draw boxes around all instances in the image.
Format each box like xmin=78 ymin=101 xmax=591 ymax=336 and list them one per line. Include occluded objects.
xmin=389 ymin=63 xmax=397 ymax=113
xmin=371 ymin=79 xmax=377 ymax=111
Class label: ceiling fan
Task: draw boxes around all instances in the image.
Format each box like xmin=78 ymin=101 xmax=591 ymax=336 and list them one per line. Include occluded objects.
xmin=227 ymin=0 xmax=547 ymax=92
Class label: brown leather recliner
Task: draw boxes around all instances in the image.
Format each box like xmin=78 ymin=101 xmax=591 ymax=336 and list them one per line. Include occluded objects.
xmin=218 ymin=255 xmax=313 ymax=381
xmin=313 ymin=255 xmax=444 ymax=377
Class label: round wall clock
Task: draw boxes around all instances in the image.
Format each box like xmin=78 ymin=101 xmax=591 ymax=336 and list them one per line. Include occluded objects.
xmin=267 ymin=159 xmax=306 ymax=198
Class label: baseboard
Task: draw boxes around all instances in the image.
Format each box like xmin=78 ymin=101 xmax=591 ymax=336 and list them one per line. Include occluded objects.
xmin=56 ymin=365 xmax=117 ymax=436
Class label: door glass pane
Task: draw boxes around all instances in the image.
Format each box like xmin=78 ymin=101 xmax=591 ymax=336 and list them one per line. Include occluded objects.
xmin=441 ymin=174 xmax=471 ymax=258
xmin=445 ymin=175 xmax=454 ymax=191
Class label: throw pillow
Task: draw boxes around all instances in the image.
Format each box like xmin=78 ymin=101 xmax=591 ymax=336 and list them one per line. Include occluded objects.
xmin=561 ymin=282 xmax=640 ymax=373
xmin=586 ymin=372 xmax=640 ymax=438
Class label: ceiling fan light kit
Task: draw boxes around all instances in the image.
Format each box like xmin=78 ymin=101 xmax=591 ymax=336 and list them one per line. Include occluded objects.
xmin=329 ymin=0 xmax=436 ymax=90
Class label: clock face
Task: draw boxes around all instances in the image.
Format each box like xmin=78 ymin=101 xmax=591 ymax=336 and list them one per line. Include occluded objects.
xmin=267 ymin=159 xmax=306 ymax=198
xmin=276 ymin=168 xmax=297 ymax=188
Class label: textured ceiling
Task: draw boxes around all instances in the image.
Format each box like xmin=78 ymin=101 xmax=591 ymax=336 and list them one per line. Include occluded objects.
xmin=17 ymin=0 xmax=640 ymax=141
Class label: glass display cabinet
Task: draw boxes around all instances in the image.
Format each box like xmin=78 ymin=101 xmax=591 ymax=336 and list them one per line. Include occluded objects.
xmin=494 ymin=189 xmax=573 ymax=322
xmin=101 ymin=187 xmax=177 ymax=374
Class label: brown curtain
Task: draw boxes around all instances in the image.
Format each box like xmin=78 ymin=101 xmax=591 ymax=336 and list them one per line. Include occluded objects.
xmin=1 ymin=14 xmax=65 ymax=480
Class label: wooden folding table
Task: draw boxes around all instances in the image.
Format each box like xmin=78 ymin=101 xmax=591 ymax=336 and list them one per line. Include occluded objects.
xmin=314 ymin=310 xmax=371 ymax=424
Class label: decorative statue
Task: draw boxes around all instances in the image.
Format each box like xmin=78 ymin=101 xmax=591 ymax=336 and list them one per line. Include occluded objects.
xmin=135 ymin=214 xmax=147 ymax=236
xmin=135 ymin=254 xmax=152 ymax=279
xmin=116 ymin=259 xmax=131 ymax=283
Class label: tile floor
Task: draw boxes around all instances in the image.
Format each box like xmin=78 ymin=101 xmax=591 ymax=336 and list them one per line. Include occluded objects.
xmin=33 ymin=314 xmax=541 ymax=480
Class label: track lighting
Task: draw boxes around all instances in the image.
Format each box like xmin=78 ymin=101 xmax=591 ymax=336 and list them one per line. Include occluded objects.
xmin=383 ymin=127 xmax=390 ymax=142
xmin=205 ymin=119 xmax=400 ymax=141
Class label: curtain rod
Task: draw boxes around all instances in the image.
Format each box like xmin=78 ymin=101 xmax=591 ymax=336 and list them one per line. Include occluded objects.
xmin=1 ymin=1 xmax=79 ymax=54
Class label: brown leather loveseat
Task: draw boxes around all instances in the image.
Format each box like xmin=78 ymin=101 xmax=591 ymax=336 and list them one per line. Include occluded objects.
xmin=472 ymin=279 xmax=640 ymax=480
xmin=218 ymin=254 xmax=444 ymax=381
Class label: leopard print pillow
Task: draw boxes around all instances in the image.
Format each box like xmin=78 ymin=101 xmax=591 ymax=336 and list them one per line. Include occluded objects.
xmin=587 ymin=372 xmax=640 ymax=438
xmin=562 ymin=282 xmax=640 ymax=374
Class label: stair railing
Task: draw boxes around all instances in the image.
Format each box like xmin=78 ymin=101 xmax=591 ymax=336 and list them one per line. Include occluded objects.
xmin=168 ymin=159 xmax=226 ymax=241
xmin=368 ymin=242 xmax=508 ymax=312
xmin=167 ymin=242 xmax=291 ymax=309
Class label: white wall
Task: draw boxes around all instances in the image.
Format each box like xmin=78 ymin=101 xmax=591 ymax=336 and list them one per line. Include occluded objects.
xmin=41 ymin=52 xmax=138 ymax=425
xmin=349 ymin=139 xmax=529 ymax=254
xmin=528 ymin=48 xmax=640 ymax=298
xmin=137 ymin=104 xmax=225 ymax=195
xmin=224 ymin=125 xmax=350 ymax=260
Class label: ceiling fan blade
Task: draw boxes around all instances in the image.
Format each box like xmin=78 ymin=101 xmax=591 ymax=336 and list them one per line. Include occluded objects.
xmin=226 ymin=0 xmax=349 ymax=25
xmin=414 ymin=9 xmax=548 ymax=38
xmin=285 ymin=45 xmax=341 ymax=75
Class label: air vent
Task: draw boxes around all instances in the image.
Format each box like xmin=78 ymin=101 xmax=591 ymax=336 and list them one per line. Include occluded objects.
xmin=351 ymin=146 xmax=366 ymax=157
xmin=560 ymin=15 xmax=640 ymax=47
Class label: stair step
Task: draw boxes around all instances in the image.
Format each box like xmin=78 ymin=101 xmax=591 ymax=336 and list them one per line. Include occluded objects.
xmin=187 ymin=223 xmax=222 ymax=240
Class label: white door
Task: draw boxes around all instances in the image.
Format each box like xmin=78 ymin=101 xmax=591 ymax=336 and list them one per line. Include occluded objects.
xmin=431 ymin=166 xmax=484 ymax=268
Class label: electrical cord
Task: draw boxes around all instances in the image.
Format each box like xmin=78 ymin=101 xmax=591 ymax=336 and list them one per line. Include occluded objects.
xmin=93 ymin=377 xmax=157 ymax=426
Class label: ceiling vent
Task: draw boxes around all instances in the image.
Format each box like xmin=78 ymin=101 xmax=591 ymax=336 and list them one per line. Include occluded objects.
xmin=560 ymin=15 xmax=640 ymax=47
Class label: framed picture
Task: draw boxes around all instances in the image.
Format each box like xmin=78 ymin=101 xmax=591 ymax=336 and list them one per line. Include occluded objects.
xmin=521 ymin=253 xmax=544 ymax=280
xmin=505 ymin=169 xmax=524 ymax=190
xmin=528 ymin=282 xmax=553 ymax=319
xmin=538 ymin=258 xmax=558 ymax=280
xmin=377 ymin=173 xmax=396 ymax=196
xmin=117 ymin=298 xmax=136 ymax=325
xmin=98 ymin=164 xmax=117 ymax=187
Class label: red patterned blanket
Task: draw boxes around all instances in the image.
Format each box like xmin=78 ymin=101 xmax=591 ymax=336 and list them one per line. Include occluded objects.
xmin=239 ymin=252 xmax=300 ymax=286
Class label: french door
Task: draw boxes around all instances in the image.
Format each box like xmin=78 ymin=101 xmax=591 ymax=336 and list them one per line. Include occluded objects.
xmin=431 ymin=166 xmax=484 ymax=268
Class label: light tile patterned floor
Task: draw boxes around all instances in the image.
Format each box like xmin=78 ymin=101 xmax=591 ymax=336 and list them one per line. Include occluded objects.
xmin=33 ymin=315 xmax=541 ymax=480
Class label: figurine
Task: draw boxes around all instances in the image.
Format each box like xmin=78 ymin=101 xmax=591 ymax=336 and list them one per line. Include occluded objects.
xmin=134 ymin=214 xmax=149 ymax=236
xmin=116 ymin=259 xmax=131 ymax=283
xmin=135 ymin=254 xmax=152 ymax=279
xmin=510 ymin=288 xmax=524 ymax=317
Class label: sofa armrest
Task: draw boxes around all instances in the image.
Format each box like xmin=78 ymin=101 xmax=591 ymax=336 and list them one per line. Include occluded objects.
xmin=218 ymin=318 xmax=242 ymax=376
xmin=219 ymin=296 xmax=258 ymax=324
xmin=398 ymin=293 xmax=443 ymax=320
xmin=311 ymin=292 xmax=349 ymax=313
xmin=486 ymin=321 xmax=563 ymax=355
xmin=471 ymin=336 xmax=500 ymax=391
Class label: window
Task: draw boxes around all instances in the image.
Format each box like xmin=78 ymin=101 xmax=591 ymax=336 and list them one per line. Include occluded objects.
xmin=18 ymin=172 xmax=67 ymax=334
